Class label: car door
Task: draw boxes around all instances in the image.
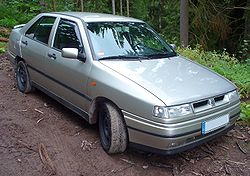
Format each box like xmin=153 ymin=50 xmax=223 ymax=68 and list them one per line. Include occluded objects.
xmin=45 ymin=18 xmax=92 ymax=117
xmin=20 ymin=16 xmax=57 ymax=85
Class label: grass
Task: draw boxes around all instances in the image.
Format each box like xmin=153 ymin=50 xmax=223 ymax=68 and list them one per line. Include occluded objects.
xmin=0 ymin=42 xmax=7 ymax=54
xmin=241 ymin=103 xmax=250 ymax=124
xmin=178 ymin=46 xmax=250 ymax=124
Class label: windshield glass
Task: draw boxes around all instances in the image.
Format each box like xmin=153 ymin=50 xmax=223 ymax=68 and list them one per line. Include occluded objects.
xmin=86 ymin=22 xmax=176 ymax=60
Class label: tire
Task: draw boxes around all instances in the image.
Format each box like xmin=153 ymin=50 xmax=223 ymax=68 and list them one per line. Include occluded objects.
xmin=16 ymin=61 xmax=33 ymax=93
xmin=98 ymin=102 xmax=128 ymax=154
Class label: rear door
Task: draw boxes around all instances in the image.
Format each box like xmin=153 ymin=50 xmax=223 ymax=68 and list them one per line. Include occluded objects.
xmin=20 ymin=16 xmax=57 ymax=85
xmin=45 ymin=17 xmax=92 ymax=117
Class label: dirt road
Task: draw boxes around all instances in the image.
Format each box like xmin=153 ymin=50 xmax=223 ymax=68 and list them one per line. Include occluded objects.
xmin=0 ymin=53 xmax=249 ymax=176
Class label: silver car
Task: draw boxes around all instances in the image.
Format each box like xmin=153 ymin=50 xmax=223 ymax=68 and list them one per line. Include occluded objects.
xmin=8 ymin=12 xmax=240 ymax=154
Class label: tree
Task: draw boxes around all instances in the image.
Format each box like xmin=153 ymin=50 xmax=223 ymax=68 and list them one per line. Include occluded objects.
xmin=112 ymin=0 xmax=115 ymax=14
xmin=126 ymin=0 xmax=129 ymax=16
xmin=120 ymin=0 xmax=123 ymax=15
xmin=52 ymin=0 xmax=56 ymax=11
xmin=80 ymin=0 xmax=83 ymax=12
xmin=180 ymin=0 xmax=188 ymax=47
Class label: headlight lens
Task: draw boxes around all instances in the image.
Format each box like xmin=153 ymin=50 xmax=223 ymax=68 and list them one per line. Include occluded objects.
xmin=227 ymin=90 xmax=239 ymax=102
xmin=168 ymin=104 xmax=193 ymax=118
xmin=153 ymin=104 xmax=193 ymax=119
xmin=153 ymin=106 xmax=168 ymax=118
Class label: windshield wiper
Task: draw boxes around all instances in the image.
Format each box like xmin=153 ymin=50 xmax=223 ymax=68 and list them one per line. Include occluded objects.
xmin=147 ymin=52 xmax=177 ymax=59
xmin=99 ymin=55 xmax=149 ymax=62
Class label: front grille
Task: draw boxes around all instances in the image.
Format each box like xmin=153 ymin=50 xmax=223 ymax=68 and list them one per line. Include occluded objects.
xmin=192 ymin=94 xmax=227 ymax=113
xmin=193 ymin=100 xmax=208 ymax=109
xmin=214 ymin=95 xmax=224 ymax=102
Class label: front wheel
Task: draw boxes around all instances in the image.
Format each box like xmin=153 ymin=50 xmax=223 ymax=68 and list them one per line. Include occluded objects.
xmin=98 ymin=102 xmax=128 ymax=154
xmin=16 ymin=61 xmax=33 ymax=93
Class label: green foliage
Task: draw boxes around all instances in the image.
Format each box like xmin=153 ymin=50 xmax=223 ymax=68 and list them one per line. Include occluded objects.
xmin=240 ymin=103 xmax=250 ymax=124
xmin=189 ymin=0 xmax=248 ymax=55
xmin=0 ymin=18 xmax=18 ymax=28
xmin=178 ymin=46 xmax=250 ymax=98
xmin=0 ymin=0 xmax=41 ymax=28
xmin=0 ymin=48 xmax=6 ymax=54
xmin=83 ymin=0 xmax=111 ymax=13
xmin=130 ymin=0 xmax=149 ymax=20
xmin=0 ymin=42 xmax=7 ymax=54
xmin=178 ymin=46 xmax=250 ymax=122
xmin=146 ymin=0 xmax=180 ymax=44
xmin=238 ymin=39 xmax=250 ymax=60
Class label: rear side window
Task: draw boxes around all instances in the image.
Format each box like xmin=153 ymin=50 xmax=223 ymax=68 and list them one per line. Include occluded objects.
xmin=25 ymin=16 xmax=56 ymax=44
xmin=53 ymin=19 xmax=83 ymax=52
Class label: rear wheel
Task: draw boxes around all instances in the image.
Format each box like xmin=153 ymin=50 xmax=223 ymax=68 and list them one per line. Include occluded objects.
xmin=98 ymin=102 xmax=128 ymax=154
xmin=16 ymin=61 xmax=33 ymax=93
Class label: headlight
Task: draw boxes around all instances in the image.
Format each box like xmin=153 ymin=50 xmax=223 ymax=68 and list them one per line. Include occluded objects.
xmin=227 ymin=90 xmax=239 ymax=102
xmin=168 ymin=104 xmax=193 ymax=118
xmin=153 ymin=104 xmax=193 ymax=119
xmin=153 ymin=106 xmax=168 ymax=118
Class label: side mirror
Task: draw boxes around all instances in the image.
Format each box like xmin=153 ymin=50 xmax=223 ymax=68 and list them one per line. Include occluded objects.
xmin=62 ymin=48 xmax=78 ymax=59
xmin=62 ymin=48 xmax=86 ymax=62
xmin=170 ymin=44 xmax=176 ymax=50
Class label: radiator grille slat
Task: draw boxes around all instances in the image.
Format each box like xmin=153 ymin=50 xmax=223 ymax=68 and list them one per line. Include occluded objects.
xmin=192 ymin=94 xmax=227 ymax=113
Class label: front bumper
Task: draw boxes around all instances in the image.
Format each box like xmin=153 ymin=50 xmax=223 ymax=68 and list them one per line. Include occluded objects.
xmin=123 ymin=101 xmax=240 ymax=155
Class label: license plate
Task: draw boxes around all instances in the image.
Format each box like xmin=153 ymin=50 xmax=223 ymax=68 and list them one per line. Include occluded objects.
xmin=202 ymin=114 xmax=229 ymax=135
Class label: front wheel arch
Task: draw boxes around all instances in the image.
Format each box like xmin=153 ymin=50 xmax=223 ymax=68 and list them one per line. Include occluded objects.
xmin=96 ymin=100 xmax=128 ymax=154
xmin=89 ymin=97 xmax=121 ymax=124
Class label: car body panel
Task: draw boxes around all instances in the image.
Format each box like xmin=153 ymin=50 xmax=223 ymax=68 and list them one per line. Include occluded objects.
xmin=21 ymin=36 xmax=51 ymax=85
xmin=100 ymin=56 xmax=236 ymax=106
xmin=87 ymin=61 xmax=165 ymax=121
xmin=43 ymin=16 xmax=93 ymax=111
xmin=52 ymin=12 xmax=143 ymax=23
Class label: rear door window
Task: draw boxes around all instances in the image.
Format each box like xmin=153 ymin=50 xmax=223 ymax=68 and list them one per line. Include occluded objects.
xmin=25 ymin=16 xmax=56 ymax=45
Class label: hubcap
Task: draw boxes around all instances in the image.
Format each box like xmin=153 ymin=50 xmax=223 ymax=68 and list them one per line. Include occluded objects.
xmin=17 ymin=64 xmax=27 ymax=90
xmin=100 ymin=110 xmax=111 ymax=147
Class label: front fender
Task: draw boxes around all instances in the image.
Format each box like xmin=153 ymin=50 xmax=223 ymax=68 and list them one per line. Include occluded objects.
xmin=87 ymin=61 xmax=165 ymax=123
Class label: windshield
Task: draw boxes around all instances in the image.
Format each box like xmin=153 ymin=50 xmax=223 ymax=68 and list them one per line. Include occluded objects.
xmin=86 ymin=22 xmax=176 ymax=60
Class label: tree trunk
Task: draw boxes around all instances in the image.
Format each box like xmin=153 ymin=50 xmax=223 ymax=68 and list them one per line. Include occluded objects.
xmin=80 ymin=0 xmax=83 ymax=12
xmin=180 ymin=0 xmax=189 ymax=47
xmin=112 ymin=0 xmax=115 ymax=15
xmin=120 ymin=0 xmax=123 ymax=16
xmin=244 ymin=0 xmax=250 ymax=38
xmin=52 ymin=0 xmax=56 ymax=11
xmin=126 ymin=0 xmax=129 ymax=17
xmin=158 ymin=0 xmax=162 ymax=30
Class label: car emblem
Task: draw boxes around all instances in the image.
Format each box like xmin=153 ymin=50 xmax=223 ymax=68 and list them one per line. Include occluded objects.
xmin=209 ymin=98 xmax=216 ymax=107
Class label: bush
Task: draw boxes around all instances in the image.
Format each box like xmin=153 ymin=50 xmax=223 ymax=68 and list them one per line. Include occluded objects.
xmin=0 ymin=18 xmax=18 ymax=28
xmin=178 ymin=46 xmax=250 ymax=123
xmin=0 ymin=42 xmax=7 ymax=54
xmin=178 ymin=46 xmax=250 ymax=98
xmin=241 ymin=103 xmax=250 ymax=125
xmin=0 ymin=2 xmax=40 ymax=28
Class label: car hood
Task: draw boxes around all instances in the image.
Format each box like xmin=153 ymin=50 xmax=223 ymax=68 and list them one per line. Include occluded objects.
xmin=100 ymin=56 xmax=235 ymax=106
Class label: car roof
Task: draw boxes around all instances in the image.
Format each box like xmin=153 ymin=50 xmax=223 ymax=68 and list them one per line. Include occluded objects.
xmin=47 ymin=12 xmax=143 ymax=23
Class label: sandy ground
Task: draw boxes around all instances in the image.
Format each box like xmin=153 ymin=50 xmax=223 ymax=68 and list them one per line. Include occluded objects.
xmin=0 ymin=53 xmax=250 ymax=176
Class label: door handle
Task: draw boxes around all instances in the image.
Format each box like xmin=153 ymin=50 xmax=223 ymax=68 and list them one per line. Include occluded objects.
xmin=48 ymin=53 xmax=57 ymax=60
xmin=21 ymin=40 xmax=28 ymax=46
